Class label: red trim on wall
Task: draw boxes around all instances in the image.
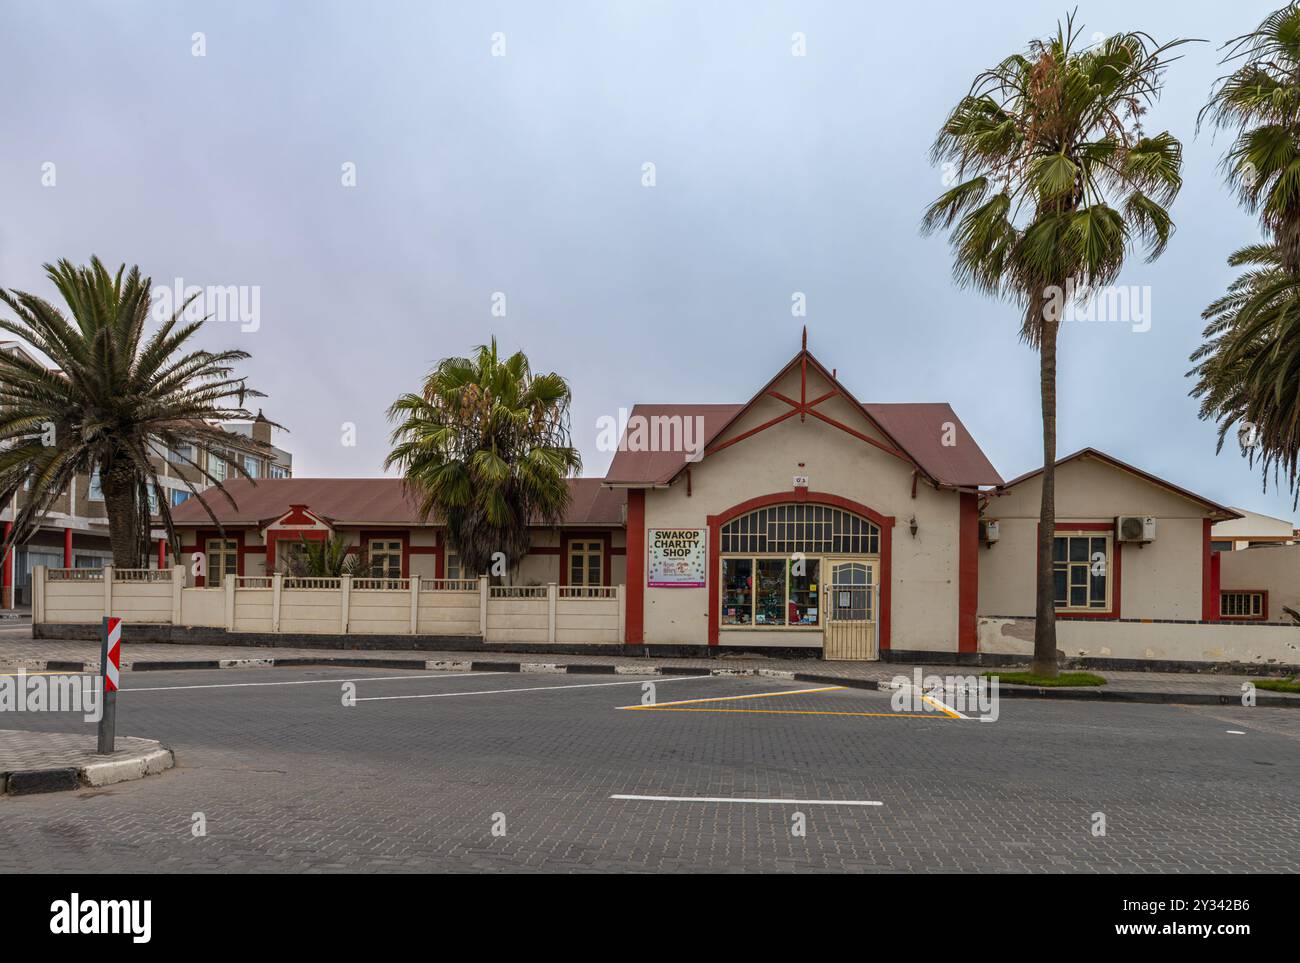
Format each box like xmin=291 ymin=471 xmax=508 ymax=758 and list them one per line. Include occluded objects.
xmin=1201 ymin=518 xmax=1219 ymax=622
xmin=194 ymin=528 xmax=246 ymax=587
xmin=1219 ymin=588 xmax=1268 ymax=620
xmin=1037 ymin=521 xmax=1122 ymax=620
xmin=958 ymin=491 xmax=978 ymax=652
xmin=63 ymin=528 xmax=73 ymax=568
xmin=625 ymin=489 xmax=646 ymax=644
xmin=158 ymin=538 xmax=167 ymax=569
xmin=265 ymin=527 xmax=327 ymax=572
xmin=706 ymin=490 xmax=895 ymax=649
xmin=559 ymin=531 xmax=613 ymax=587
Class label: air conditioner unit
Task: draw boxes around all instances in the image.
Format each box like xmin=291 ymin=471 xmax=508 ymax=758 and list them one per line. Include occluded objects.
xmin=1116 ymin=515 xmax=1156 ymax=543
xmin=979 ymin=519 xmax=1000 ymax=544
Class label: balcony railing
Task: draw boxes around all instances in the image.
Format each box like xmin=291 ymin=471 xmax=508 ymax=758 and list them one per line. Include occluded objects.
xmin=113 ymin=568 xmax=172 ymax=582
xmin=47 ymin=568 xmax=103 ymax=581
xmin=352 ymin=577 xmax=409 ymax=591
xmin=489 ymin=585 xmax=548 ymax=599
xmin=559 ymin=586 xmax=617 ymax=599
xmin=420 ymin=578 xmax=479 ymax=592
xmin=282 ymin=577 xmax=341 ymax=591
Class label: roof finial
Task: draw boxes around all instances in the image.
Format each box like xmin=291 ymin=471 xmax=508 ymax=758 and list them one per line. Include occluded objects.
xmin=801 ymin=326 xmax=807 ymax=351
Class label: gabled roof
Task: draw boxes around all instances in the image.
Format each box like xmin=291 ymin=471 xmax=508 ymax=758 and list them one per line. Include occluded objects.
xmin=996 ymin=448 xmax=1242 ymax=521
xmin=863 ymin=403 xmax=1003 ymax=488
xmin=602 ymin=404 xmax=742 ymax=486
xmin=603 ymin=346 xmax=1002 ymax=489
xmin=170 ymin=477 xmax=625 ymax=528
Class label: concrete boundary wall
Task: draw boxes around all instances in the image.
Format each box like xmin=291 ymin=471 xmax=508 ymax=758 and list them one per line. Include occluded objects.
xmin=979 ymin=615 xmax=1300 ymax=667
xmin=35 ymin=567 xmax=625 ymax=645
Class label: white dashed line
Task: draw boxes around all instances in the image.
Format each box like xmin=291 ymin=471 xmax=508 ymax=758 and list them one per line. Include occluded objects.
xmin=123 ymin=671 xmax=493 ymax=693
xmin=355 ymin=675 xmax=716 ymax=702
xmin=611 ymin=794 xmax=882 ymax=807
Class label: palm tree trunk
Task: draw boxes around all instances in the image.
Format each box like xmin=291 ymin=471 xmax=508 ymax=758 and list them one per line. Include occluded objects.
xmin=100 ymin=463 xmax=143 ymax=569
xmin=1032 ymin=317 xmax=1060 ymax=677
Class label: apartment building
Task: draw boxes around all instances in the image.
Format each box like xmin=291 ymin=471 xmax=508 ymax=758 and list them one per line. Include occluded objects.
xmin=0 ymin=341 xmax=291 ymax=606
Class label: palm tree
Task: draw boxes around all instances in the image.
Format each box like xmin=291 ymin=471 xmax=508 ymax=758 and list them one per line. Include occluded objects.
xmin=922 ymin=14 xmax=1191 ymax=676
xmin=281 ymin=534 xmax=363 ymax=578
xmin=386 ymin=339 xmax=582 ymax=580
xmin=1190 ymin=245 xmax=1300 ymax=500
xmin=1191 ymin=4 xmax=1300 ymax=502
xmin=0 ymin=257 xmax=272 ymax=568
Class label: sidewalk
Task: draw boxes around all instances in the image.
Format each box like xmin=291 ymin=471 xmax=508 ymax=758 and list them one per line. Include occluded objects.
xmin=0 ymin=730 xmax=174 ymax=795
xmin=2 ymin=637 xmax=1297 ymax=708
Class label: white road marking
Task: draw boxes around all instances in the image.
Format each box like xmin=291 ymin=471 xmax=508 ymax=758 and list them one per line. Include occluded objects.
xmin=122 ymin=671 xmax=493 ymax=693
xmin=616 ymin=685 xmax=844 ymax=710
xmin=355 ymin=674 xmax=717 ymax=702
xmin=611 ymin=794 xmax=882 ymax=807
xmin=1226 ymin=730 xmax=1247 ymax=735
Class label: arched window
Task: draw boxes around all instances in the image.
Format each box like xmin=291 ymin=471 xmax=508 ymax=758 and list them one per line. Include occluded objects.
xmin=719 ymin=503 xmax=879 ymax=555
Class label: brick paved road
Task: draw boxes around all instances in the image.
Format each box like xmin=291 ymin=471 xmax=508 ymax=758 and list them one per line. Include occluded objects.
xmin=1 ymin=666 xmax=1297 ymax=872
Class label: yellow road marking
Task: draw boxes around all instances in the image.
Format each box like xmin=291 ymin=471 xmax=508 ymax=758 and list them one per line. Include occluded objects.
xmin=619 ymin=685 xmax=845 ymax=710
xmin=919 ymin=694 xmax=962 ymax=719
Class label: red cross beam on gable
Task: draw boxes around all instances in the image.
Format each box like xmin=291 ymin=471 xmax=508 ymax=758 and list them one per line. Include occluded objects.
xmin=701 ymin=347 xmax=913 ymax=467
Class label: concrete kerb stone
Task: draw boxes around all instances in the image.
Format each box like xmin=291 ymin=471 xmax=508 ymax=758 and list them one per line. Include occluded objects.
xmin=2 ymin=742 xmax=175 ymax=796
xmin=79 ymin=748 xmax=175 ymax=788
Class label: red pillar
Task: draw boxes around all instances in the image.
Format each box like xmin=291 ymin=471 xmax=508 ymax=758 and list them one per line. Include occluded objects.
xmin=158 ymin=537 xmax=167 ymax=569
xmin=64 ymin=527 xmax=73 ymax=568
xmin=957 ymin=492 xmax=979 ymax=653
xmin=1202 ymin=518 xmax=1220 ymax=621
xmin=625 ymin=489 xmax=645 ymax=644
xmin=2 ymin=521 xmax=11 ymax=609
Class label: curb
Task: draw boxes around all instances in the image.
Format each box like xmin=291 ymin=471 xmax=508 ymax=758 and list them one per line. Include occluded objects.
xmin=2 ymin=745 xmax=174 ymax=796
xmin=5 ymin=656 xmax=1296 ymax=708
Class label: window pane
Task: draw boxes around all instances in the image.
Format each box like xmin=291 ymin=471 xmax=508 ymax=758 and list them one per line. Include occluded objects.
xmin=1053 ymin=537 xmax=1066 ymax=562
xmin=721 ymin=558 xmax=752 ymax=625
xmin=1070 ymin=586 xmax=1087 ymax=607
xmin=1053 ymin=567 xmax=1067 ymax=603
xmin=1089 ymin=570 xmax=1106 ymax=606
xmin=788 ymin=559 xmax=819 ymax=626
xmin=755 ymin=559 xmax=787 ymax=626
xmin=1068 ymin=537 xmax=1088 ymax=562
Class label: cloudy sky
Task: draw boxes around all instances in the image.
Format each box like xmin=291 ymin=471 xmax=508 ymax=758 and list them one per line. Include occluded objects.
xmin=2 ymin=1 xmax=1293 ymax=522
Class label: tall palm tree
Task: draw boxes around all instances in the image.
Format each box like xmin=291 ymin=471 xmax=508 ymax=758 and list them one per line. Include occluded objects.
xmin=0 ymin=257 xmax=272 ymax=568
xmin=1191 ymin=4 xmax=1300 ymax=503
xmin=386 ymin=339 xmax=582 ymax=580
xmin=922 ymin=14 xmax=1191 ymax=676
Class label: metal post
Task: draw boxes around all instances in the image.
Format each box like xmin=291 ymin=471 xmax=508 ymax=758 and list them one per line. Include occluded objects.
xmin=97 ymin=616 xmax=121 ymax=754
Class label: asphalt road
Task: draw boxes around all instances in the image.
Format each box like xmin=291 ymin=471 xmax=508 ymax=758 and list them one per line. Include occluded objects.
xmin=2 ymin=665 xmax=1297 ymax=872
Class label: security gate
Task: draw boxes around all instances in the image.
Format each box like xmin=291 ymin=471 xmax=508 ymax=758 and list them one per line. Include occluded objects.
xmin=822 ymin=560 xmax=878 ymax=661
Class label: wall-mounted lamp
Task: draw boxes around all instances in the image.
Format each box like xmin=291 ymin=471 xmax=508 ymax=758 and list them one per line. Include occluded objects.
xmin=909 ymin=516 xmax=918 ymax=538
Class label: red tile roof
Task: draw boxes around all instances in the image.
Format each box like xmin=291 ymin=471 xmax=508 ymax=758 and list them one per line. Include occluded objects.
xmin=602 ymin=404 xmax=742 ymax=486
xmin=863 ymin=403 xmax=1003 ymax=488
xmin=602 ymin=395 xmax=1003 ymax=489
xmin=170 ymin=477 xmax=625 ymax=528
